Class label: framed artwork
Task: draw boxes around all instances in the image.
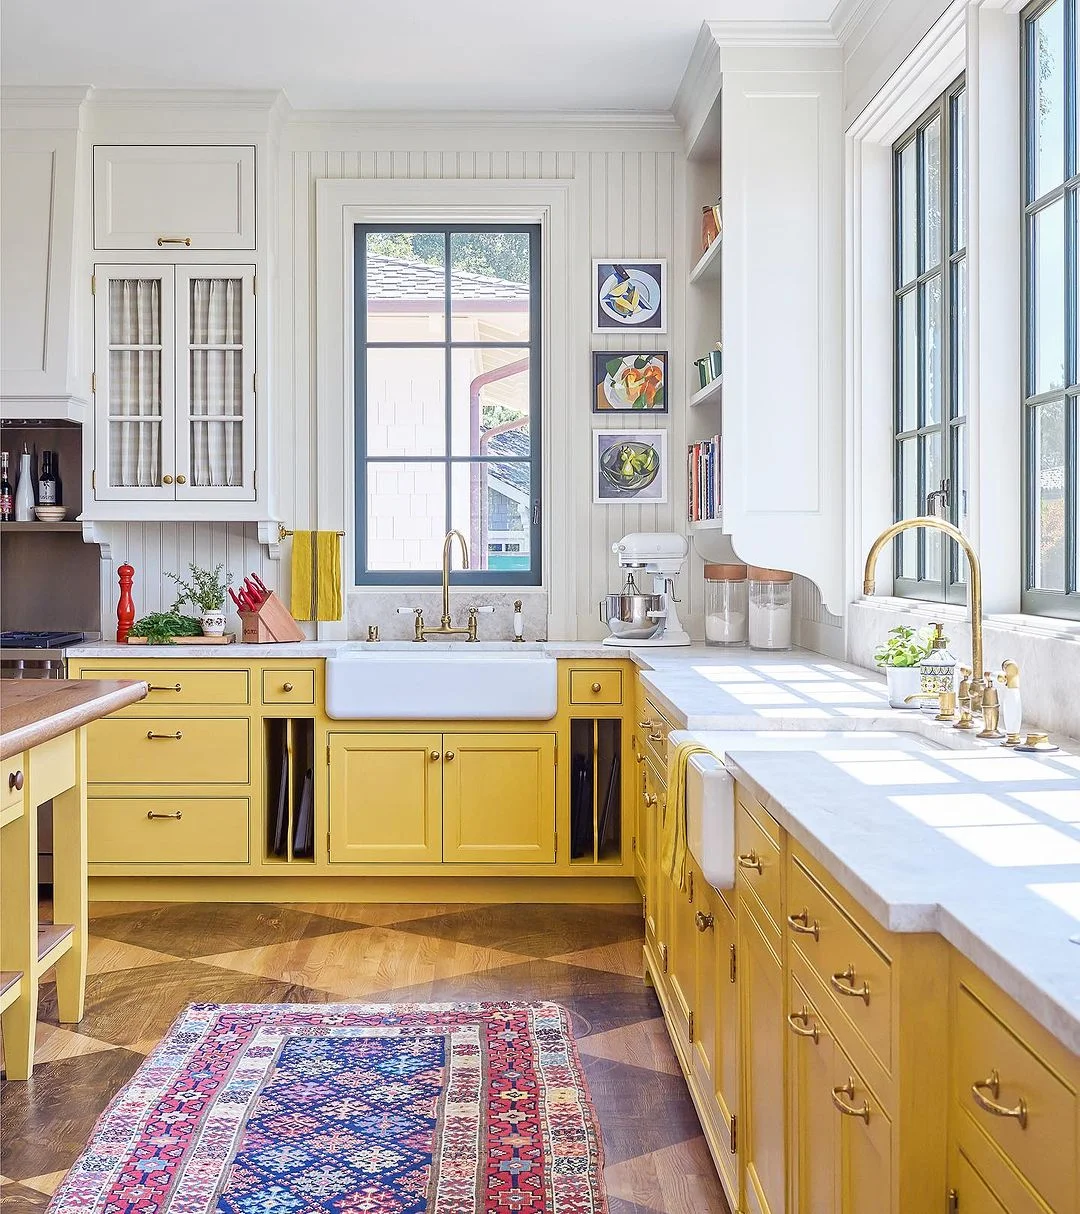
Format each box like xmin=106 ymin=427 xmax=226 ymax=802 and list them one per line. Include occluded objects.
xmin=593 ymin=429 xmax=668 ymax=504
xmin=592 ymin=351 xmax=668 ymax=413
xmin=593 ymin=260 xmax=666 ymax=333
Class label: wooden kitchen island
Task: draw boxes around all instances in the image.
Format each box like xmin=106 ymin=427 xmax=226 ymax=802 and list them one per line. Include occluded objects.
xmin=0 ymin=678 xmax=147 ymax=1078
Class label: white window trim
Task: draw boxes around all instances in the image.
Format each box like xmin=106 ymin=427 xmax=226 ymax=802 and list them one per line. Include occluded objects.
xmin=313 ymin=177 xmax=572 ymax=639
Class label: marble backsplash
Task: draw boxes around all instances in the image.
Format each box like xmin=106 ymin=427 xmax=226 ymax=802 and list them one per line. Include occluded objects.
xmin=347 ymin=589 xmax=549 ymax=642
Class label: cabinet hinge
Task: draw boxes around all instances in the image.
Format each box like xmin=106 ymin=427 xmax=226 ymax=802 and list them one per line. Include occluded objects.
xmin=688 ymin=870 xmax=695 ymax=903
xmin=729 ymin=943 xmax=737 ymax=984
xmin=687 ymin=1010 xmax=694 ymax=1044
xmin=326 ymin=743 xmax=331 ymax=765
xmin=91 ymin=469 xmax=96 ymax=491
xmin=730 ymin=1114 xmax=738 ymax=1154
xmin=660 ymin=942 xmax=669 ymax=973
xmin=554 ymin=831 xmax=557 ymax=860
xmin=642 ymin=894 xmax=648 ymax=921
xmin=252 ymin=274 xmax=257 ymax=296
xmin=947 ymin=1191 xmax=958 ymax=1214
xmin=91 ymin=273 xmax=96 ymax=295
xmin=91 ymin=372 xmax=96 ymax=394
xmin=326 ymin=830 xmax=331 ymax=856
xmin=631 ymin=834 xmax=636 ymax=853
xmin=252 ymin=372 xmax=257 ymax=395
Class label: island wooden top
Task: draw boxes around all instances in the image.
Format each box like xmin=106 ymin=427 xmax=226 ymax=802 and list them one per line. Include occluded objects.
xmin=0 ymin=679 xmax=149 ymax=760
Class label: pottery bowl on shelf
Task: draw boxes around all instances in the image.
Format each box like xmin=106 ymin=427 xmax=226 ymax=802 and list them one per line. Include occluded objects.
xmin=34 ymin=506 xmax=68 ymax=521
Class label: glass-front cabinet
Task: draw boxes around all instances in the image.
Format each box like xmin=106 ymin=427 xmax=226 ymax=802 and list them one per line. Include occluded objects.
xmin=93 ymin=264 xmax=256 ymax=502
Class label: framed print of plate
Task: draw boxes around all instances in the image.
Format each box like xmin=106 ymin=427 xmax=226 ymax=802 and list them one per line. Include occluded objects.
xmin=593 ymin=260 xmax=666 ymax=333
xmin=593 ymin=429 xmax=667 ymax=504
xmin=593 ymin=352 xmax=667 ymax=413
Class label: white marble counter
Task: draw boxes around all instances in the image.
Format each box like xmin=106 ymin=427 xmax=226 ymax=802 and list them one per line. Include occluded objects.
xmin=67 ymin=639 xmax=625 ymax=660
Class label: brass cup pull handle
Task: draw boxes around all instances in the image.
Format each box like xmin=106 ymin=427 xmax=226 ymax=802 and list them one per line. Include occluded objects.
xmin=176 ymin=474 xmax=187 ymax=485
xmin=638 ymin=719 xmax=653 ymax=729
xmin=644 ymin=792 xmax=657 ymax=806
xmin=157 ymin=236 xmax=192 ymax=246
xmin=8 ymin=770 xmax=24 ymax=792
xmin=787 ymin=909 xmax=820 ymax=941
xmin=695 ymin=911 xmax=715 ymax=933
xmin=971 ymin=1070 xmax=1028 ymax=1129
xmin=147 ymin=810 xmax=183 ymax=820
xmin=148 ymin=683 xmax=182 ymax=693
xmin=444 ymin=750 xmax=456 ymax=761
xmin=830 ymin=964 xmax=871 ymax=1005
xmin=430 ymin=751 xmax=441 ymax=762
xmin=831 ymin=1078 xmax=871 ymax=1123
xmin=283 ymin=682 xmax=294 ymax=692
xmin=162 ymin=475 xmax=174 ymax=485
xmin=787 ymin=1007 xmax=820 ymax=1043
xmin=146 ymin=730 xmax=183 ymax=741
xmin=591 ymin=681 xmax=602 ymax=693
xmin=648 ymin=730 xmax=663 ymax=742
xmin=737 ymin=851 xmax=763 ymax=874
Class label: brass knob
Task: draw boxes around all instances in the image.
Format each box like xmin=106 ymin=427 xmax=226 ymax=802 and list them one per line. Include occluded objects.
xmin=430 ymin=750 xmax=441 ymax=761
xmin=283 ymin=682 xmax=294 ymax=692
xmin=444 ymin=750 xmax=456 ymax=761
xmin=162 ymin=475 xmax=173 ymax=485
xmin=591 ymin=681 xmax=602 ymax=693
xmin=644 ymin=792 xmax=657 ymax=806
xmin=695 ymin=911 xmax=714 ymax=932
xmin=176 ymin=474 xmax=187 ymax=485
xmin=8 ymin=770 xmax=24 ymax=792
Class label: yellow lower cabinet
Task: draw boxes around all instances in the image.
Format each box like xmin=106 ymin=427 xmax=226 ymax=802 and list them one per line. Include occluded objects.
xmin=740 ymin=900 xmax=787 ymax=1214
xmin=328 ymin=732 xmax=442 ymax=863
xmin=787 ymin=973 xmax=838 ymax=1214
xmin=832 ymin=1037 xmax=892 ymax=1213
xmin=643 ymin=759 xmax=665 ymax=961
xmin=441 ymin=733 xmax=555 ymax=864
xmin=949 ymin=1133 xmax=1049 ymax=1214
xmin=667 ymin=862 xmax=697 ymax=1045
xmin=89 ymin=797 xmax=249 ymax=865
xmin=87 ymin=716 xmax=250 ymax=784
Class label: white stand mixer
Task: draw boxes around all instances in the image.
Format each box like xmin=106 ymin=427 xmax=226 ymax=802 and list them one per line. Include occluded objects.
xmin=601 ymin=532 xmax=691 ymax=647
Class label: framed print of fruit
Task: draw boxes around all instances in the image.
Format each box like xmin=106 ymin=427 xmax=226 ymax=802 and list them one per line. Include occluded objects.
xmin=593 ymin=429 xmax=668 ymax=504
xmin=593 ymin=352 xmax=667 ymax=413
xmin=593 ymin=260 xmax=666 ymax=333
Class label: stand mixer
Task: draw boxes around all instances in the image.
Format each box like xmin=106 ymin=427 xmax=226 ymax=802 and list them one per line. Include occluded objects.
xmin=600 ymin=532 xmax=691 ymax=647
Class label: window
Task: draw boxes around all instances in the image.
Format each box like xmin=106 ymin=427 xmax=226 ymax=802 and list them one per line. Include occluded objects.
xmin=354 ymin=224 xmax=541 ymax=585
xmin=1023 ymin=0 xmax=1079 ymax=618
xmin=892 ymin=78 xmax=968 ymax=603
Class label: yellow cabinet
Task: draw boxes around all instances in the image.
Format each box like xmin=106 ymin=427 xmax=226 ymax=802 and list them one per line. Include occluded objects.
xmin=667 ymin=862 xmax=697 ymax=1045
xmin=328 ymin=732 xmax=442 ymax=864
xmin=569 ymin=669 xmax=623 ymax=705
xmin=787 ymin=973 xmax=837 ymax=1214
xmin=442 ymin=733 xmax=556 ymax=864
xmin=79 ymin=666 xmax=249 ymax=706
xmin=87 ymin=716 xmax=250 ymax=784
xmin=643 ymin=757 xmax=664 ymax=960
xmin=88 ymin=796 xmax=249 ymax=864
xmin=832 ymin=1036 xmax=892 ymax=1212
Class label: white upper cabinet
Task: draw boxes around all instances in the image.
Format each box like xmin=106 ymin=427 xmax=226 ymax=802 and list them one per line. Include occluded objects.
xmin=93 ymin=145 xmax=256 ymax=251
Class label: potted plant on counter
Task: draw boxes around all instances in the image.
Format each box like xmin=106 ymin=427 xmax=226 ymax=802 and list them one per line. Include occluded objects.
xmin=874 ymin=625 xmax=932 ymax=708
xmin=166 ymin=563 xmax=234 ymax=637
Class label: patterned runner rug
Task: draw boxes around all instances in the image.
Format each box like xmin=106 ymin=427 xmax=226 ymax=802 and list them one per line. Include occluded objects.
xmin=48 ymin=1000 xmax=608 ymax=1214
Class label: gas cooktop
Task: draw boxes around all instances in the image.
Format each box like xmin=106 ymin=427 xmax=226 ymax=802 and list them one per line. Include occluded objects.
xmin=0 ymin=631 xmax=85 ymax=649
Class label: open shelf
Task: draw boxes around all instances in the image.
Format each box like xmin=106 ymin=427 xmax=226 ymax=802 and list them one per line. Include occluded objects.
xmin=0 ymin=521 xmax=82 ymax=532
xmin=689 ymin=517 xmax=726 ymax=531
xmin=568 ymin=717 xmax=622 ymax=866
xmin=0 ymin=970 xmax=22 ymax=1015
xmin=35 ymin=923 xmax=74 ymax=976
xmin=266 ymin=718 xmax=315 ymax=863
xmin=689 ymin=237 xmax=723 ymax=284
xmin=689 ymin=378 xmax=723 ymax=409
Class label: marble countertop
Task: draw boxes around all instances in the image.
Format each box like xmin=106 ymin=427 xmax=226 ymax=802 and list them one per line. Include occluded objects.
xmin=67 ymin=639 xmax=625 ymax=659
xmin=0 ymin=679 xmax=149 ymax=760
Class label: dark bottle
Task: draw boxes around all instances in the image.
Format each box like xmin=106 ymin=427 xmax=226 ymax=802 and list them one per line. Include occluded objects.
xmin=51 ymin=450 xmax=63 ymax=505
xmin=0 ymin=452 xmax=13 ymax=521
xmin=38 ymin=451 xmax=57 ymax=505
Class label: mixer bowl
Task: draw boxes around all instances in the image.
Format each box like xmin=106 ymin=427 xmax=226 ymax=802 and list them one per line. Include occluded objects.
xmin=600 ymin=592 xmax=664 ymax=639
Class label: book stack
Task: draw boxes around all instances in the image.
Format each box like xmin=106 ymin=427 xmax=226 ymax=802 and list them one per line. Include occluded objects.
xmin=688 ymin=436 xmax=722 ymax=523
xmin=693 ymin=347 xmax=723 ymax=390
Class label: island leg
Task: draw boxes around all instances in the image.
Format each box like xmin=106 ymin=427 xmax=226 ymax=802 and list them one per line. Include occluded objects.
xmin=1 ymin=781 xmax=39 ymax=1079
xmin=52 ymin=728 xmax=88 ymax=1024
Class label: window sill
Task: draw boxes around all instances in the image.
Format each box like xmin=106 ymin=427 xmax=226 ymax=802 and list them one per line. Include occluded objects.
xmin=853 ymin=596 xmax=1080 ymax=643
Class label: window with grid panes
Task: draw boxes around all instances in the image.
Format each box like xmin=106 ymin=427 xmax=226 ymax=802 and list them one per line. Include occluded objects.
xmin=1022 ymin=0 xmax=1079 ymax=618
xmin=893 ymin=78 xmax=968 ymax=603
xmin=353 ymin=225 xmax=541 ymax=586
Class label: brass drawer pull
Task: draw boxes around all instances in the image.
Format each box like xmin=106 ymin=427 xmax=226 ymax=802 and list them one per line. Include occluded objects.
xmin=157 ymin=235 xmax=192 ymax=246
xmin=648 ymin=730 xmax=663 ymax=742
xmin=146 ymin=730 xmax=183 ymax=741
xmin=695 ymin=911 xmax=714 ymax=933
xmin=787 ymin=1007 xmax=819 ymax=1043
xmin=830 ymin=964 xmax=871 ymax=1005
xmin=644 ymin=792 xmax=657 ymax=806
xmin=8 ymin=770 xmax=24 ymax=792
xmin=146 ymin=810 xmax=182 ymax=821
xmin=282 ymin=682 xmax=294 ymax=692
xmin=148 ymin=683 xmax=182 ymax=693
xmin=971 ymin=1070 xmax=1028 ymax=1129
xmin=831 ymin=1078 xmax=870 ymax=1123
xmin=787 ymin=908 xmax=820 ymax=941
xmin=737 ymin=851 xmax=763 ymax=874
xmin=430 ymin=750 xmax=441 ymax=762
xmin=638 ymin=719 xmax=653 ymax=729
xmin=591 ymin=681 xmax=602 ymax=693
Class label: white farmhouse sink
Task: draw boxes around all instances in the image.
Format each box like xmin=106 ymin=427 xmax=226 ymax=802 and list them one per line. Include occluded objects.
xmin=325 ymin=650 xmax=558 ymax=720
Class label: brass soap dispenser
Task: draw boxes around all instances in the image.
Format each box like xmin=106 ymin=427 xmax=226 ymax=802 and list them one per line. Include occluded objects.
xmin=918 ymin=623 xmax=958 ymax=721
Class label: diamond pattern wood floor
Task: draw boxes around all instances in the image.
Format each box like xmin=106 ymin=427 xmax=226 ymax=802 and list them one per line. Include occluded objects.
xmin=0 ymin=901 xmax=732 ymax=1214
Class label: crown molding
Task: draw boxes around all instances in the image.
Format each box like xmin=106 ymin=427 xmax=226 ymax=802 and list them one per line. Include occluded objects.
xmin=703 ymin=19 xmax=841 ymax=49
xmin=829 ymin=0 xmax=884 ymax=45
xmin=285 ymin=107 xmax=678 ymax=131
xmin=673 ymin=24 xmax=722 ymax=144
xmin=1 ymin=86 xmax=90 ymax=129
xmin=85 ymin=87 xmax=286 ymax=110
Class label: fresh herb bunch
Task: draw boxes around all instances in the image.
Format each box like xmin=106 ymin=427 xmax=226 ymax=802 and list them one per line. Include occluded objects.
xmin=128 ymin=612 xmax=203 ymax=646
xmin=166 ymin=562 xmax=233 ymax=613
xmin=874 ymin=625 xmax=933 ymax=668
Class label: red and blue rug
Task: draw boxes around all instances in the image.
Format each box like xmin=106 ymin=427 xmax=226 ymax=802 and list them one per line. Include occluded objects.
xmin=48 ymin=1001 xmax=608 ymax=1214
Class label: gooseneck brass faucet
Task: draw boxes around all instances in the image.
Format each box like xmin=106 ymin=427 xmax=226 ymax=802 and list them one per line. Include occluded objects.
xmin=404 ymin=530 xmax=482 ymax=641
xmin=863 ymin=516 xmax=986 ymax=712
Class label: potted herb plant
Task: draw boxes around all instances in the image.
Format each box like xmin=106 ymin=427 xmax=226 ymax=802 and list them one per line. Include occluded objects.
xmin=166 ymin=563 xmax=234 ymax=637
xmin=874 ymin=625 xmax=932 ymax=708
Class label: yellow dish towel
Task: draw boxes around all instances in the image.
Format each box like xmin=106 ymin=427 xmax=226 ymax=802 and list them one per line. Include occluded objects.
xmin=290 ymin=531 xmax=342 ymax=622
xmin=662 ymin=741 xmax=712 ymax=893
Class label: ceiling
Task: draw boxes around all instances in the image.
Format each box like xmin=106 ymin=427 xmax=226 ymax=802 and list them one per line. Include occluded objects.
xmin=1 ymin=0 xmax=839 ymax=113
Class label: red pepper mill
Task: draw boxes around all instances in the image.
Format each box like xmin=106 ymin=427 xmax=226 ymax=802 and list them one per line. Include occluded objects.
xmin=116 ymin=563 xmax=135 ymax=643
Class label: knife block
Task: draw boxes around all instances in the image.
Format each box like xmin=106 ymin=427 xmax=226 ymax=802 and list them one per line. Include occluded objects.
xmin=238 ymin=593 xmax=306 ymax=643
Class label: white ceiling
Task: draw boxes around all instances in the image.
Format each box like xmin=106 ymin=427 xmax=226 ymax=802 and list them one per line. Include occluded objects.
xmin=1 ymin=0 xmax=839 ymax=113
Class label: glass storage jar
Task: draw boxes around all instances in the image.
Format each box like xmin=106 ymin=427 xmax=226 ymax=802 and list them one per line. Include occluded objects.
xmin=704 ymin=563 xmax=748 ymax=646
xmin=748 ymin=567 xmax=793 ymax=650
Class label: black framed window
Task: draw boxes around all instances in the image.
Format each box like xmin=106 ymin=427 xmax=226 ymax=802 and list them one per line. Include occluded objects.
xmin=892 ymin=77 xmax=968 ymax=603
xmin=1022 ymin=0 xmax=1079 ymax=618
xmin=354 ymin=224 xmax=541 ymax=586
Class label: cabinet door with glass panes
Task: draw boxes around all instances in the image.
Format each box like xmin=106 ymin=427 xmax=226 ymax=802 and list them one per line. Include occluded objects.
xmin=93 ymin=264 xmax=255 ymax=502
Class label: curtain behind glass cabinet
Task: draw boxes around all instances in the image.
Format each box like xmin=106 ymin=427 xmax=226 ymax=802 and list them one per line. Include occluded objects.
xmin=187 ymin=277 xmax=243 ymax=488
xmin=108 ymin=278 xmax=163 ymax=488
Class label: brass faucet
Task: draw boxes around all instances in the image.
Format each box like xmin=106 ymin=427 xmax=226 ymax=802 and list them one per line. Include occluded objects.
xmin=409 ymin=530 xmax=479 ymax=641
xmin=863 ymin=516 xmax=986 ymax=713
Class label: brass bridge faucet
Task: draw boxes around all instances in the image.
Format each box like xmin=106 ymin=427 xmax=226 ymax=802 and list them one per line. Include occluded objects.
xmin=401 ymin=530 xmax=490 ymax=642
xmin=862 ymin=516 xmax=987 ymax=716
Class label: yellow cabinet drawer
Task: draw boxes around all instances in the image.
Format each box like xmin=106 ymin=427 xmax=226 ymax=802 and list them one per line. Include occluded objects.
xmin=955 ymin=981 xmax=1077 ymax=1214
xmin=735 ymin=795 xmax=781 ymax=931
xmin=87 ymin=717 xmax=250 ymax=784
xmin=640 ymin=698 xmax=671 ymax=770
xmin=88 ymin=796 xmax=249 ymax=864
xmin=81 ymin=667 xmax=250 ymax=707
xmin=788 ymin=853 xmax=893 ymax=1072
xmin=29 ymin=731 xmax=77 ymax=802
xmin=261 ymin=669 xmax=316 ymax=705
xmin=570 ymin=669 xmax=623 ymax=705
xmin=2 ymin=752 xmax=26 ymax=815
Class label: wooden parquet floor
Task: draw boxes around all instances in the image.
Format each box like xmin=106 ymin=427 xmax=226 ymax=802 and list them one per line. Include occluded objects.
xmin=0 ymin=900 xmax=731 ymax=1214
